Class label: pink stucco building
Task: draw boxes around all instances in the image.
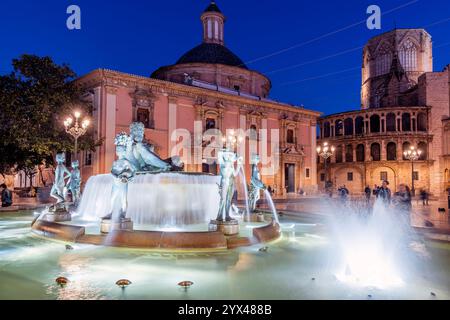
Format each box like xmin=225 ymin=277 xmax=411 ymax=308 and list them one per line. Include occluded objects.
xmin=76 ymin=1 xmax=320 ymax=196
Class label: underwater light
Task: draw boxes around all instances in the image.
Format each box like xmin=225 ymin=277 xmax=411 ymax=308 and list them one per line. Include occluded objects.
xmin=178 ymin=281 xmax=194 ymax=289
xmin=116 ymin=279 xmax=132 ymax=288
xmin=55 ymin=277 xmax=69 ymax=287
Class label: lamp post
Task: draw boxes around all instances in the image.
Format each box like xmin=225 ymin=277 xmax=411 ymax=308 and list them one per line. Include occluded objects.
xmin=316 ymin=142 xmax=335 ymax=186
xmin=64 ymin=111 xmax=90 ymax=161
xmin=403 ymin=145 xmax=422 ymax=197
xmin=221 ymin=129 xmax=244 ymax=152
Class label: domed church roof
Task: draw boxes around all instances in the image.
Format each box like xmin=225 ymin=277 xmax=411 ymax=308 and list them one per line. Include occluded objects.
xmin=176 ymin=43 xmax=248 ymax=69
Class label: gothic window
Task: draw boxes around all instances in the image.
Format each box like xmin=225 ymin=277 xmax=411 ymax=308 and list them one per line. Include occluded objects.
xmin=402 ymin=113 xmax=411 ymax=131
xmin=286 ymin=129 xmax=294 ymax=144
xmin=386 ymin=113 xmax=396 ymax=132
xmin=205 ymin=118 xmax=216 ymax=130
xmin=417 ymin=113 xmax=427 ymax=131
xmin=375 ymin=43 xmax=393 ymax=76
xmin=399 ymin=39 xmax=418 ymax=71
xmin=402 ymin=141 xmax=411 ymax=160
xmin=371 ymin=143 xmax=381 ymax=161
xmin=387 ymin=142 xmax=397 ymax=161
xmin=356 ymin=144 xmax=365 ymax=162
xmin=323 ymin=121 xmax=331 ymax=138
xmin=137 ymin=108 xmax=151 ymax=128
xmin=335 ymin=119 xmax=343 ymax=136
xmin=370 ymin=114 xmax=380 ymax=133
xmin=344 ymin=118 xmax=353 ymax=136
xmin=355 ymin=116 xmax=364 ymax=135
xmin=336 ymin=145 xmax=343 ymax=163
xmin=345 ymin=144 xmax=353 ymax=162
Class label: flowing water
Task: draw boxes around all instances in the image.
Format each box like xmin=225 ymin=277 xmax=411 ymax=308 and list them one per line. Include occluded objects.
xmin=238 ymin=168 xmax=250 ymax=220
xmin=1 ymin=210 xmax=449 ymax=300
xmin=76 ymin=173 xmax=221 ymax=226
xmin=264 ymin=189 xmax=279 ymax=224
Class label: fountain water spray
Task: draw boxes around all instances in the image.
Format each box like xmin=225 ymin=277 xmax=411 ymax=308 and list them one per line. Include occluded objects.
xmin=329 ymin=198 xmax=423 ymax=289
xmin=264 ymin=189 xmax=279 ymax=224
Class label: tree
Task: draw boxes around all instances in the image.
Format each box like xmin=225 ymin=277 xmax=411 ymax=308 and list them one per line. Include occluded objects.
xmin=0 ymin=54 xmax=102 ymax=181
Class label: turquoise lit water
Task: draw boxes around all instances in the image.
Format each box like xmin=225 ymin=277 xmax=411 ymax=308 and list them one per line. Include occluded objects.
xmin=0 ymin=210 xmax=449 ymax=300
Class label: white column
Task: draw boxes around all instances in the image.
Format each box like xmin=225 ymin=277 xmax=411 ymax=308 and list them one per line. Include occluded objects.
xmin=168 ymin=97 xmax=177 ymax=159
xmin=311 ymin=125 xmax=318 ymax=188
xmin=92 ymin=86 xmax=101 ymax=175
xmin=105 ymin=90 xmax=117 ymax=172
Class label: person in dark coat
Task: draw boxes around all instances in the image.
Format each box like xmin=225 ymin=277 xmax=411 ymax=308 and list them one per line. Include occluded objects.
xmin=376 ymin=180 xmax=391 ymax=204
xmin=0 ymin=184 xmax=13 ymax=207
xmin=364 ymin=186 xmax=371 ymax=203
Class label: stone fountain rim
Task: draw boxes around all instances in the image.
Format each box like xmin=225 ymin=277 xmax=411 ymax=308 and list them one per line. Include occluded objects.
xmin=30 ymin=218 xmax=281 ymax=251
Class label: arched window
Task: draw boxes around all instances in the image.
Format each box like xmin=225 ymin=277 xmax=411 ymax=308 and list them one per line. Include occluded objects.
xmin=335 ymin=119 xmax=343 ymax=137
xmin=417 ymin=113 xmax=427 ymax=131
xmin=345 ymin=144 xmax=353 ymax=162
xmin=399 ymin=39 xmax=417 ymax=71
xmin=356 ymin=144 xmax=365 ymax=162
xmin=336 ymin=145 xmax=343 ymax=163
xmin=355 ymin=116 xmax=364 ymax=135
xmin=402 ymin=141 xmax=411 ymax=160
xmin=375 ymin=43 xmax=393 ymax=76
xmin=402 ymin=113 xmax=411 ymax=131
xmin=286 ymin=129 xmax=294 ymax=144
xmin=371 ymin=143 xmax=381 ymax=161
xmin=387 ymin=142 xmax=397 ymax=161
xmin=370 ymin=114 xmax=380 ymax=133
xmin=418 ymin=142 xmax=427 ymax=160
xmin=386 ymin=113 xmax=396 ymax=132
xmin=323 ymin=122 xmax=330 ymax=138
xmin=344 ymin=118 xmax=353 ymax=136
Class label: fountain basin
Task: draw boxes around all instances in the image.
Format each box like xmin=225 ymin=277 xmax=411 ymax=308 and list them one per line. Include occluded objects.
xmin=100 ymin=218 xmax=133 ymax=234
xmin=30 ymin=219 xmax=280 ymax=250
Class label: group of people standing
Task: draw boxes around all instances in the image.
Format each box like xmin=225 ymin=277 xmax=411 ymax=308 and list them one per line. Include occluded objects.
xmin=364 ymin=180 xmax=414 ymax=214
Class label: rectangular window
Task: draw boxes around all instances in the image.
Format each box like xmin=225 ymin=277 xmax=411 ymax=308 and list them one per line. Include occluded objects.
xmin=85 ymin=151 xmax=92 ymax=166
xmin=305 ymin=168 xmax=310 ymax=178
xmin=413 ymin=171 xmax=419 ymax=181
xmin=380 ymin=171 xmax=388 ymax=181
xmin=320 ymin=173 xmax=325 ymax=182
xmin=347 ymin=172 xmax=353 ymax=181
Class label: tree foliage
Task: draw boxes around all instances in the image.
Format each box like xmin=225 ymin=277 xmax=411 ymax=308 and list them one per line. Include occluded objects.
xmin=0 ymin=54 xmax=102 ymax=177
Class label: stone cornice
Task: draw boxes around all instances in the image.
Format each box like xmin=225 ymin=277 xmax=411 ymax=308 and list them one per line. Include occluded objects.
xmin=76 ymin=69 xmax=321 ymax=120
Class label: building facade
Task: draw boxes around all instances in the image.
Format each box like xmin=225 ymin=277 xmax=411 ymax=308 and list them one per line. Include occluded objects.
xmin=318 ymin=29 xmax=450 ymax=196
xmin=76 ymin=2 xmax=320 ymax=196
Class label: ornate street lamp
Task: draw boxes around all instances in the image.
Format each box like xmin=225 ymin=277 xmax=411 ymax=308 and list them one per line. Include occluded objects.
xmin=403 ymin=145 xmax=422 ymax=197
xmin=221 ymin=129 xmax=244 ymax=152
xmin=316 ymin=142 xmax=335 ymax=185
xmin=64 ymin=111 xmax=90 ymax=160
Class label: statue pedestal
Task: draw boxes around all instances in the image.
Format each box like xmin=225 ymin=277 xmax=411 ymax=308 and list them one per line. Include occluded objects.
xmin=243 ymin=213 xmax=265 ymax=223
xmin=209 ymin=219 xmax=239 ymax=236
xmin=100 ymin=218 xmax=133 ymax=234
xmin=43 ymin=204 xmax=71 ymax=222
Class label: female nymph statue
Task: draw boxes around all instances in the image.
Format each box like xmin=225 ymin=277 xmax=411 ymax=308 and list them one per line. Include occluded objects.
xmin=216 ymin=150 xmax=243 ymax=221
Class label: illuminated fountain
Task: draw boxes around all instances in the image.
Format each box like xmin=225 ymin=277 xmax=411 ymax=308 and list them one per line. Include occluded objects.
xmin=329 ymin=199 xmax=421 ymax=289
xmin=31 ymin=122 xmax=280 ymax=250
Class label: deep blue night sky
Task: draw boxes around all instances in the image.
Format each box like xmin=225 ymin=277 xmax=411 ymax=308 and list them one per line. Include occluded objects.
xmin=0 ymin=0 xmax=449 ymax=115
